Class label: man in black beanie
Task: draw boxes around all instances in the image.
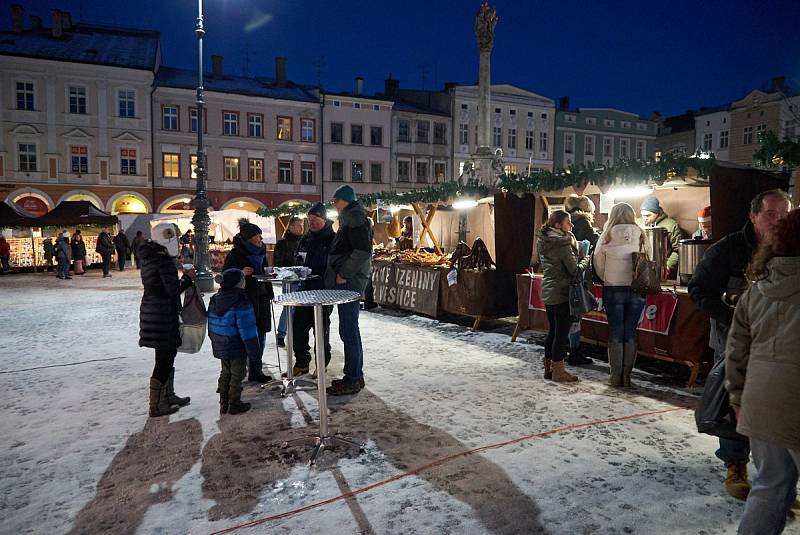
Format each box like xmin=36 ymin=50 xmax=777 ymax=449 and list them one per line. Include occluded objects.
xmin=222 ymin=219 xmax=273 ymax=383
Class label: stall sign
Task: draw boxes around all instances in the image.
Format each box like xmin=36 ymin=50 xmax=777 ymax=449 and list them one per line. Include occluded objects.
xmin=373 ymin=262 xmax=440 ymax=317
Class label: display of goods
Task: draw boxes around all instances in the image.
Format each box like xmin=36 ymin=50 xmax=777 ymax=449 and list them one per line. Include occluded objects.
xmin=450 ymin=237 xmax=495 ymax=270
xmin=374 ymin=248 xmax=447 ymax=266
xmin=387 ymin=215 xmax=402 ymax=238
xmin=6 ymin=236 xmax=111 ymax=268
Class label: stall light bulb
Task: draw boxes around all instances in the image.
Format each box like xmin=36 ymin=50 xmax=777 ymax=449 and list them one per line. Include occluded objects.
xmin=452 ymin=200 xmax=479 ymax=210
xmin=608 ymin=186 xmax=654 ymax=199
xmin=326 ymin=209 xmax=339 ymax=219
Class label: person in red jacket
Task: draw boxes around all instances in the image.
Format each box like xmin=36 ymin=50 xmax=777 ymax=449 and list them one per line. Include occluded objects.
xmin=0 ymin=237 xmax=11 ymax=274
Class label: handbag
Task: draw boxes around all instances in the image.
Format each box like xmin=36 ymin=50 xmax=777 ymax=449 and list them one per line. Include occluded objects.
xmin=630 ymin=242 xmax=661 ymax=295
xmin=695 ymin=358 xmax=748 ymax=441
xmin=569 ymin=264 xmax=599 ymax=317
xmin=177 ymin=284 xmax=207 ymax=354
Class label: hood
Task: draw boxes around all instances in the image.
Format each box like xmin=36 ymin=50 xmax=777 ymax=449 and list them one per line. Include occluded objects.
xmin=338 ymin=201 xmax=368 ymax=228
xmin=137 ymin=240 xmax=170 ymax=261
xmin=755 ymin=257 xmax=800 ymax=304
xmin=209 ymin=288 xmax=247 ymax=315
xmin=536 ymin=228 xmax=575 ymax=255
xmin=605 ymin=224 xmax=642 ymax=246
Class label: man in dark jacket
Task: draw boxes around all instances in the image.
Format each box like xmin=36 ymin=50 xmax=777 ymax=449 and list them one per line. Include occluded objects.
xmin=221 ymin=219 xmax=273 ymax=383
xmin=291 ymin=203 xmax=335 ymax=375
xmin=640 ymin=196 xmax=684 ymax=279
xmin=688 ymin=188 xmax=791 ymax=501
xmin=96 ymin=227 xmax=115 ymax=278
xmin=56 ymin=231 xmax=72 ymax=279
xmin=273 ymin=216 xmax=304 ymax=347
xmin=325 ymin=185 xmax=372 ymax=396
xmin=131 ymin=231 xmax=145 ymax=269
xmin=113 ymin=230 xmax=131 ymax=271
xmin=42 ymin=237 xmax=55 ymax=272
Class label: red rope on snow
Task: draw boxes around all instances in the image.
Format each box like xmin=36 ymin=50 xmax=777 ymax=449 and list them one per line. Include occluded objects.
xmin=208 ymin=405 xmax=688 ymax=534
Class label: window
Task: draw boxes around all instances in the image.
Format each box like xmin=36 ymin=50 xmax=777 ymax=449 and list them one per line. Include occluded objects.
xmin=637 ymin=123 xmax=648 ymax=131
xmin=71 ymin=145 xmax=88 ymax=174
xmin=461 ymin=104 xmax=468 ymax=111
xmin=351 ymin=124 xmax=363 ymax=145
xmin=398 ymin=160 xmax=410 ymax=182
xmin=416 ymin=121 xmax=429 ymax=143
xmin=16 ymin=82 xmax=34 ymax=110
xmin=564 ymin=133 xmax=574 ymax=154
xmin=301 ymin=119 xmax=315 ymax=142
xmin=415 ymin=160 xmax=429 ymax=183
xmin=621 ymin=121 xmax=631 ymax=129
xmin=398 ymin=120 xmax=410 ymax=142
xmin=508 ymin=128 xmax=516 ymax=149
xmin=162 ymin=153 xmax=180 ymax=178
xmin=18 ymin=143 xmax=36 ymax=171
xmin=223 ymin=112 xmax=239 ymax=136
xmin=301 ymin=162 xmax=315 ymax=185
xmin=565 ymin=115 xmax=576 ymax=123
xmin=370 ymin=126 xmax=383 ymax=146
xmin=541 ymin=113 xmax=548 ymax=120
xmin=527 ymin=111 xmax=533 ymax=118
xmin=604 ymin=119 xmax=615 ymax=127
xmin=351 ymin=161 xmax=364 ymax=182
xmin=370 ymin=162 xmax=382 ymax=183
xmin=635 ymin=140 xmax=645 ymax=160
xmin=224 ymin=157 xmax=240 ymax=181
xmin=331 ymin=160 xmax=344 ymax=182
xmin=603 ymin=138 xmax=613 ymax=157
xmin=493 ymin=127 xmax=502 ymax=147
xmin=278 ymin=160 xmax=293 ymax=183
xmin=756 ymin=124 xmax=767 ymax=142
xmin=620 ymin=139 xmax=630 ymax=159
xmin=191 ymin=154 xmax=199 ymax=179
xmin=247 ymin=114 xmax=263 ymax=137
xmin=248 ymin=159 xmax=264 ymax=182
xmin=703 ymin=133 xmax=713 ymax=151
xmin=162 ymin=106 xmax=178 ymax=130
xmin=373 ymin=104 xmax=380 ymax=111
xmin=584 ymin=135 xmax=594 ymax=156
xmin=277 ymin=116 xmax=292 ymax=140
xmin=586 ymin=117 xmax=597 ymax=126
xmin=68 ymin=86 xmax=86 ymax=114
xmin=189 ymin=108 xmax=207 ymax=133
xmin=743 ymin=126 xmax=753 ymax=145
xmin=118 ymin=90 xmax=135 ymax=118
xmin=332 ymin=100 xmax=340 ymax=107
xmin=459 ymin=124 xmax=469 ymax=145
xmin=434 ymin=162 xmax=446 ymax=182
xmin=434 ymin=122 xmax=446 ymax=144
xmin=539 ymin=132 xmax=548 ymax=152
xmin=510 ymin=109 xmax=516 ymax=116
xmin=120 ymin=148 xmax=137 ymax=175
xmin=720 ymin=130 xmax=729 ymax=148
xmin=330 ymin=122 xmax=343 ymax=143
xmin=525 ymin=130 xmax=534 ymax=150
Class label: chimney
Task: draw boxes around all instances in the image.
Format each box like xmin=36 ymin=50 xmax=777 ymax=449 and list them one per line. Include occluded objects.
xmin=444 ymin=82 xmax=458 ymax=92
xmin=62 ymin=11 xmax=72 ymax=30
xmin=384 ymin=78 xmax=399 ymax=99
xmin=30 ymin=15 xmax=42 ymax=30
xmin=558 ymin=96 xmax=570 ymax=110
xmin=51 ymin=9 xmax=63 ymax=38
xmin=211 ymin=55 xmax=223 ymax=79
xmin=355 ymin=76 xmax=364 ymax=96
xmin=11 ymin=4 xmax=24 ymax=33
xmin=772 ymin=76 xmax=785 ymax=92
xmin=275 ymin=56 xmax=287 ymax=87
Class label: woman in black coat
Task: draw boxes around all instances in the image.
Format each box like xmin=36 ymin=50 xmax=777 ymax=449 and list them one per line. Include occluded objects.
xmin=71 ymin=233 xmax=87 ymax=275
xmin=222 ymin=219 xmax=273 ymax=383
xmin=138 ymin=223 xmax=193 ymax=417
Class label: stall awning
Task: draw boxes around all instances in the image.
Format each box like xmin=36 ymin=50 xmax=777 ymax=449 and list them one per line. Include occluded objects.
xmin=0 ymin=201 xmax=37 ymax=228
xmin=33 ymin=201 xmax=118 ymax=227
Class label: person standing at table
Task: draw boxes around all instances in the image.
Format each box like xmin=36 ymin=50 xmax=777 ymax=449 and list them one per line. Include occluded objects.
xmin=640 ymin=196 xmax=684 ymax=280
xmin=325 ymin=185 xmax=372 ymax=396
xmin=114 ymin=229 xmax=131 ymax=271
xmin=273 ymin=216 xmax=304 ymax=348
xmin=689 ymin=189 xmax=791 ymax=501
xmin=96 ymin=226 xmax=115 ymax=278
xmin=593 ymin=203 xmax=651 ymax=387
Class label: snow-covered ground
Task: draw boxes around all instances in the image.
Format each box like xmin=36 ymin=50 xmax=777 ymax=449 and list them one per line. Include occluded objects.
xmin=0 ymin=270 xmax=796 ymax=535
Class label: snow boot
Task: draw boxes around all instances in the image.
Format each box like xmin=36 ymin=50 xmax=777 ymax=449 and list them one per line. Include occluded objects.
xmin=543 ymin=358 xmax=553 ymax=380
xmin=724 ymin=463 xmax=751 ymax=501
xmin=149 ymin=378 xmax=179 ymax=418
xmin=566 ymin=347 xmax=592 ymax=366
xmin=551 ymin=361 xmax=579 ymax=382
xmin=622 ymin=341 xmax=638 ymax=387
xmin=607 ymin=342 xmax=624 ymax=387
xmin=247 ymin=359 xmax=272 ymax=383
xmin=219 ymin=393 xmax=229 ymax=415
xmin=227 ymin=391 xmax=251 ymax=415
xmin=166 ymin=368 xmax=190 ymax=407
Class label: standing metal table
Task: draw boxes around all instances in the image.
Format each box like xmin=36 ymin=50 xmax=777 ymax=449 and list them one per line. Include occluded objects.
xmin=273 ymin=289 xmax=365 ymax=465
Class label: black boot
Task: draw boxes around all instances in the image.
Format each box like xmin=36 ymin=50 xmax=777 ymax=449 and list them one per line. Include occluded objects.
xmin=247 ymin=360 xmax=272 ymax=383
xmin=566 ymin=346 xmax=593 ymax=366
xmin=149 ymin=378 xmax=179 ymax=417
xmin=166 ymin=368 xmax=190 ymax=407
xmin=227 ymin=384 xmax=251 ymax=415
xmin=219 ymin=393 xmax=229 ymax=414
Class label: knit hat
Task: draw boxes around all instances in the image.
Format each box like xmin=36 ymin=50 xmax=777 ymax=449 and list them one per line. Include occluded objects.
xmin=238 ymin=218 xmax=262 ymax=240
xmin=697 ymin=206 xmax=711 ymax=222
xmin=565 ymin=194 xmax=595 ymax=214
xmin=640 ymin=196 xmax=661 ymax=214
xmin=307 ymin=202 xmax=327 ymax=220
xmin=215 ymin=268 xmax=245 ymax=290
xmin=332 ymin=185 xmax=356 ymax=203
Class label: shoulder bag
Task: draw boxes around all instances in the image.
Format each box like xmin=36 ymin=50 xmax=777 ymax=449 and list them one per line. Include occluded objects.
xmin=177 ymin=284 xmax=207 ymax=354
xmin=630 ymin=242 xmax=661 ymax=295
xmin=569 ymin=264 xmax=599 ymax=317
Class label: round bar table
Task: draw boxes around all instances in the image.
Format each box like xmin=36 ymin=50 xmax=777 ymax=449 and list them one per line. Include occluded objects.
xmin=273 ymin=289 xmax=366 ymax=465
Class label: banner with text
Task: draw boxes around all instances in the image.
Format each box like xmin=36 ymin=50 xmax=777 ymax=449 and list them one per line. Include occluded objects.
xmin=373 ymin=262 xmax=441 ymax=317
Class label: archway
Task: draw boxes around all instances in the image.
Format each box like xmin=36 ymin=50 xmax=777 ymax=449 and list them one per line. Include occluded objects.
xmin=107 ymin=192 xmax=152 ymax=215
xmin=58 ymin=190 xmax=104 ymax=209
xmin=220 ymin=197 xmax=266 ymax=213
xmin=7 ymin=188 xmax=54 ymax=217
xmin=157 ymin=195 xmax=195 ymax=214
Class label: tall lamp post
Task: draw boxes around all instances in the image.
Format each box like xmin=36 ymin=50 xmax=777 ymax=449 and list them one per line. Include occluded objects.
xmin=191 ymin=0 xmax=214 ymax=292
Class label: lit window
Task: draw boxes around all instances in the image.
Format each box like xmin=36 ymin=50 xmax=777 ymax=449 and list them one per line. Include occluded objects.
xmin=434 ymin=162 xmax=446 ymax=182
xmin=301 ymin=119 xmax=315 ymax=142
xmin=301 ymin=162 xmax=315 ymax=184
xmin=248 ymin=158 xmax=264 ymax=182
xmin=277 ymin=117 xmax=292 ymax=140
xmin=71 ymin=145 xmax=88 ymax=174
xmin=118 ymin=90 xmax=135 ymax=118
xmin=278 ymin=160 xmax=292 ymax=183
xmin=16 ymin=82 xmax=34 ymax=110
xmin=120 ymin=148 xmax=137 ymax=175
xmin=69 ymin=86 xmax=86 ymax=114
xmin=18 ymin=143 xmax=37 ymax=172
xmin=223 ymin=112 xmax=239 ymax=136
xmin=163 ymin=153 xmax=180 ymax=178
xmin=191 ymin=154 xmax=199 ymax=178
xmin=224 ymin=157 xmax=240 ymax=181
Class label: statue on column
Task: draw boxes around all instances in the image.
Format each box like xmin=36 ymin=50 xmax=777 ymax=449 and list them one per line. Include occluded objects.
xmin=475 ymin=2 xmax=498 ymax=52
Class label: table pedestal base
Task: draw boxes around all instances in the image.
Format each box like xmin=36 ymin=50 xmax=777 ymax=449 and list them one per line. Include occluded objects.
xmin=282 ymin=434 xmax=365 ymax=466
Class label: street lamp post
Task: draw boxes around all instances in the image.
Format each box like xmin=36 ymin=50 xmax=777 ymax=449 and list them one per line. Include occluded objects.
xmin=191 ymin=0 xmax=214 ymax=292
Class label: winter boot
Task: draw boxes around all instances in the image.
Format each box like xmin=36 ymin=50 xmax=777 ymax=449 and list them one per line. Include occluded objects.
xmin=607 ymin=342 xmax=624 ymax=387
xmin=149 ymin=378 xmax=179 ymax=418
xmin=551 ymin=361 xmax=579 ymax=382
xmin=227 ymin=392 xmax=251 ymax=415
xmin=622 ymin=341 xmax=638 ymax=387
xmin=219 ymin=393 xmax=229 ymax=415
xmin=543 ymin=358 xmax=553 ymax=380
xmin=566 ymin=346 xmax=593 ymax=366
xmin=166 ymin=368 xmax=191 ymax=407
xmin=247 ymin=359 xmax=273 ymax=384
xmin=724 ymin=463 xmax=751 ymax=501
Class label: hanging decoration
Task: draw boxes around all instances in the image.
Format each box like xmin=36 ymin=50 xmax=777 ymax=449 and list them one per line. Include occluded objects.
xmin=256 ymin=201 xmax=317 ymax=218
xmin=753 ymin=131 xmax=800 ymax=170
xmin=357 ymin=180 xmax=489 ymax=209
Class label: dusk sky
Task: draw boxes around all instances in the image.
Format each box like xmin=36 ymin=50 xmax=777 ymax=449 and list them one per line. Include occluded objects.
xmin=4 ymin=0 xmax=799 ymax=117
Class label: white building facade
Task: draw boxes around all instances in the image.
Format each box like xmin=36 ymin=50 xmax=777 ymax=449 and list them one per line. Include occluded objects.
xmin=694 ymin=108 xmax=731 ymax=161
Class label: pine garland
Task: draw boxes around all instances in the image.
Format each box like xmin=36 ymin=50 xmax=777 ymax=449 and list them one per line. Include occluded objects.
xmin=753 ymin=131 xmax=800 ymax=169
xmin=257 ymin=202 xmax=317 ymax=218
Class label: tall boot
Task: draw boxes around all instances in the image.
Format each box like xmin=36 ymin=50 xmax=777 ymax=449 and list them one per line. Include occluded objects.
xmin=219 ymin=392 xmax=229 ymax=415
xmin=149 ymin=378 xmax=179 ymax=417
xmin=622 ymin=340 xmax=638 ymax=387
xmin=228 ymin=382 xmax=251 ymax=415
xmin=607 ymin=342 xmax=624 ymax=387
xmin=551 ymin=361 xmax=579 ymax=382
xmin=543 ymin=358 xmax=552 ymax=380
xmin=166 ymin=368 xmax=190 ymax=407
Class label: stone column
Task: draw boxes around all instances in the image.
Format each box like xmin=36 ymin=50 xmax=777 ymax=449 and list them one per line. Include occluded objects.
xmin=476 ymin=49 xmax=491 ymax=155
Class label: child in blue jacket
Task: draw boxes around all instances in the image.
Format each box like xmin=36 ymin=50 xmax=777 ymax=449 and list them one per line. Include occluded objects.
xmin=208 ymin=269 xmax=263 ymax=414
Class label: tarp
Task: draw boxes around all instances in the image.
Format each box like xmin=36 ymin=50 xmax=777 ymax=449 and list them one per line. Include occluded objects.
xmin=0 ymin=201 xmax=37 ymax=228
xmin=33 ymin=201 xmax=118 ymax=227
xmin=127 ymin=210 xmax=276 ymax=244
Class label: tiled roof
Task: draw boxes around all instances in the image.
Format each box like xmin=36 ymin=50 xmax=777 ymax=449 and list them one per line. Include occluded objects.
xmin=156 ymin=67 xmax=318 ymax=103
xmin=0 ymin=24 xmax=159 ymax=70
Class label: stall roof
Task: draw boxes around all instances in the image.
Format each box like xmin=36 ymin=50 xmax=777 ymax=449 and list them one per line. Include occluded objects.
xmin=33 ymin=201 xmax=118 ymax=227
xmin=0 ymin=201 xmax=37 ymax=228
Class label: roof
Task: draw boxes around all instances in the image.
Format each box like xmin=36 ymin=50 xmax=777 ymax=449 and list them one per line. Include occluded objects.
xmin=694 ymin=104 xmax=731 ymax=117
xmin=382 ymin=97 xmax=449 ymax=117
xmin=155 ymin=67 xmax=318 ymax=103
xmin=0 ymin=23 xmax=159 ymax=71
xmin=0 ymin=201 xmax=37 ymax=228
xmin=661 ymin=111 xmax=696 ymax=133
xmin=574 ymin=107 xmax=641 ymax=118
xmin=321 ymin=90 xmax=393 ymax=103
xmin=35 ymin=201 xmax=117 ymax=227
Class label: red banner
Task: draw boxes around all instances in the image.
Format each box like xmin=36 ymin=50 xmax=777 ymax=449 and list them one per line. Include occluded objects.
xmin=528 ymin=276 xmax=678 ymax=335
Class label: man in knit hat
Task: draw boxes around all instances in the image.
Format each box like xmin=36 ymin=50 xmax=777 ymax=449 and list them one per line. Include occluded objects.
xmin=640 ymin=195 xmax=684 ymax=279
xmin=221 ymin=219 xmax=274 ymax=383
xmin=325 ymin=185 xmax=372 ymax=395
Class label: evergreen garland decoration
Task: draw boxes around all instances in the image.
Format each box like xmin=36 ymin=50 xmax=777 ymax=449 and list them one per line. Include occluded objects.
xmin=753 ymin=131 xmax=800 ymax=169
xmin=357 ymin=180 xmax=489 ymax=208
xmin=257 ymin=202 xmax=316 ymax=218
